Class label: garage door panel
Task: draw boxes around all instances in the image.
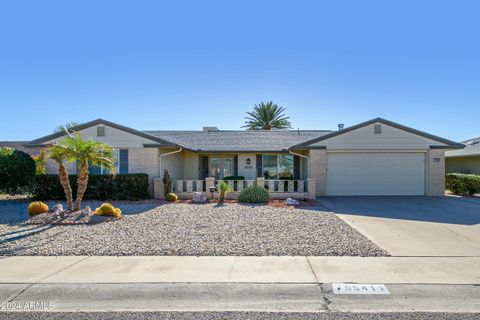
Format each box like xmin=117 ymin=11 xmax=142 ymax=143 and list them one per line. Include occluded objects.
xmin=326 ymin=153 xmax=425 ymax=196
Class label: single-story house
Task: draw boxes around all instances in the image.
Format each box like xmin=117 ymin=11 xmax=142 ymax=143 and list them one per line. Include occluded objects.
xmin=445 ymin=137 xmax=480 ymax=174
xmin=22 ymin=117 xmax=464 ymax=198
xmin=0 ymin=141 xmax=38 ymax=156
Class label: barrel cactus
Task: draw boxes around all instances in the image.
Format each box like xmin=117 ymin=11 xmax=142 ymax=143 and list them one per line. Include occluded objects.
xmin=95 ymin=203 xmax=115 ymax=215
xmin=165 ymin=192 xmax=178 ymax=202
xmin=28 ymin=201 xmax=49 ymax=216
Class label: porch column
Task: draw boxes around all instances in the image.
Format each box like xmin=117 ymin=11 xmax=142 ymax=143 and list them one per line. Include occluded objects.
xmin=205 ymin=177 xmax=215 ymax=192
xmin=153 ymin=178 xmax=165 ymax=200
xmin=256 ymin=177 xmax=265 ymax=188
xmin=307 ymin=178 xmax=316 ymax=200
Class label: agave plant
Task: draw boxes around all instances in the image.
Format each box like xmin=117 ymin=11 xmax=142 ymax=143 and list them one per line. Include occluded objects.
xmin=216 ymin=181 xmax=232 ymax=202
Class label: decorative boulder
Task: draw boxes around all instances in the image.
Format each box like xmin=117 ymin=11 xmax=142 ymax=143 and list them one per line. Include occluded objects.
xmin=83 ymin=206 xmax=92 ymax=216
xmin=192 ymin=192 xmax=207 ymax=203
xmin=286 ymin=198 xmax=300 ymax=206
xmin=53 ymin=203 xmax=64 ymax=213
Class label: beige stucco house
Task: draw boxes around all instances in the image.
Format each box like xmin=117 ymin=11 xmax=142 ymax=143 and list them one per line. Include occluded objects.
xmin=445 ymin=137 xmax=480 ymax=174
xmin=23 ymin=117 xmax=463 ymax=198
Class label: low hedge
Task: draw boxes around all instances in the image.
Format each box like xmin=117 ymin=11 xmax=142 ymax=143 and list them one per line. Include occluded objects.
xmin=222 ymin=176 xmax=245 ymax=180
xmin=33 ymin=174 xmax=150 ymax=200
xmin=445 ymin=173 xmax=480 ymax=196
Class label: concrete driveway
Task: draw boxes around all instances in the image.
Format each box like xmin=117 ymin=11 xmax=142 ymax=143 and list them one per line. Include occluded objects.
xmin=319 ymin=196 xmax=480 ymax=257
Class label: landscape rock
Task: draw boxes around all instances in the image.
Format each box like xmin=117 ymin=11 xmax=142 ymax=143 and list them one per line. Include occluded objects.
xmin=192 ymin=192 xmax=208 ymax=203
xmin=52 ymin=203 xmax=64 ymax=212
xmin=83 ymin=206 xmax=93 ymax=216
xmin=286 ymin=198 xmax=300 ymax=205
xmin=0 ymin=201 xmax=388 ymax=256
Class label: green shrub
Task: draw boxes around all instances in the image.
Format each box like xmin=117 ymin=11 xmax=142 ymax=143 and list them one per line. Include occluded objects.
xmin=222 ymin=176 xmax=245 ymax=180
xmin=165 ymin=192 xmax=178 ymax=202
xmin=445 ymin=173 xmax=480 ymax=196
xmin=0 ymin=147 xmax=36 ymax=194
xmin=33 ymin=174 xmax=150 ymax=200
xmin=238 ymin=186 xmax=269 ymax=203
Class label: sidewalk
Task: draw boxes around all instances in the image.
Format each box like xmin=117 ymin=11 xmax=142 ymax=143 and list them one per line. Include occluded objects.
xmin=1 ymin=256 xmax=479 ymax=284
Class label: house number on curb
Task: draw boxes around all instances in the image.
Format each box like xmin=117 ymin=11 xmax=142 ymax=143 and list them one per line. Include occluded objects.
xmin=332 ymin=283 xmax=390 ymax=295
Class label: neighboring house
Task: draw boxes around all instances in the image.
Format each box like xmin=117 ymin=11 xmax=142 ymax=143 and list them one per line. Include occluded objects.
xmin=445 ymin=137 xmax=480 ymax=174
xmin=21 ymin=117 xmax=463 ymax=198
xmin=0 ymin=141 xmax=38 ymax=156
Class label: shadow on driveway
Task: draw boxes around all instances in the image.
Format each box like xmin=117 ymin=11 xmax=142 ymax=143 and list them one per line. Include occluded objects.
xmin=319 ymin=196 xmax=480 ymax=226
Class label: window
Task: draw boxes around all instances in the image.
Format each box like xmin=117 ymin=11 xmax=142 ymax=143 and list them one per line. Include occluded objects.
xmin=262 ymin=154 xmax=294 ymax=180
xmin=223 ymin=157 xmax=234 ymax=178
xmin=87 ymin=149 xmax=128 ymax=174
xmin=374 ymin=124 xmax=382 ymax=134
xmin=118 ymin=149 xmax=128 ymax=173
xmin=97 ymin=126 xmax=106 ymax=137
xmin=209 ymin=157 xmax=221 ymax=179
xmin=262 ymin=155 xmax=278 ymax=179
xmin=278 ymin=155 xmax=294 ymax=179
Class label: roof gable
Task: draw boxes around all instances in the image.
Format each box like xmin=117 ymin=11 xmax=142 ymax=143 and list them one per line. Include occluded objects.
xmin=26 ymin=119 xmax=177 ymax=147
xmin=294 ymin=118 xmax=464 ymax=149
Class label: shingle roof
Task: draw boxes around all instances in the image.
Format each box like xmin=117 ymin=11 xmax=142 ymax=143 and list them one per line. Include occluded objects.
xmin=144 ymin=130 xmax=332 ymax=152
xmin=445 ymin=137 xmax=480 ymax=157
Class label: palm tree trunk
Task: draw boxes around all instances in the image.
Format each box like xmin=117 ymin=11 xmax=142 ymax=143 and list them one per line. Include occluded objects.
xmin=57 ymin=162 xmax=73 ymax=210
xmin=74 ymin=160 xmax=89 ymax=211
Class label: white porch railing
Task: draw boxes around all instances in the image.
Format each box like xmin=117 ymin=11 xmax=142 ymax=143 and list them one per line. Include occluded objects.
xmin=264 ymin=180 xmax=306 ymax=193
xmin=154 ymin=177 xmax=316 ymax=200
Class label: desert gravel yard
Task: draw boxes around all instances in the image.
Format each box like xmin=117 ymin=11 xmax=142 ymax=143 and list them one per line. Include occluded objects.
xmin=0 ymin=200 xmax=388 ymax=256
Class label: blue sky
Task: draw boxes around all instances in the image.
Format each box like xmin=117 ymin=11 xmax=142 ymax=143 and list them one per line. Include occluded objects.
xmin=0 ymin=0 xmax=478 ymax=141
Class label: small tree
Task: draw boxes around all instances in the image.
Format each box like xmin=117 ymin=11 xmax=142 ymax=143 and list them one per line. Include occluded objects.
xmin=48 ymin=146 xmax=74 ymax=210
xmin=0 ymin=147 xmax=36 ymax=194
xmin=162 ymin=170 xmax=172 ymax=196
xmin=48 ymin=133 xmax=116 ymax=211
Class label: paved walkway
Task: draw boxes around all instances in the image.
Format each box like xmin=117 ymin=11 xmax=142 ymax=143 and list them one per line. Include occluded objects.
xmin=1 ymin=256 xmax=479 ymax=284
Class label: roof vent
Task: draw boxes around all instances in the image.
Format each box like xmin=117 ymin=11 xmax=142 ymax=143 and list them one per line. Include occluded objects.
xmin=338 ymin=124 xmax=344 ymax=131
xmin=97 ymin=126 xmax=106 ymax=137
xmin=203 ymin=127 xmax=219 ymax=132
xmin=374 ymin=124 xmax=382 ymax=134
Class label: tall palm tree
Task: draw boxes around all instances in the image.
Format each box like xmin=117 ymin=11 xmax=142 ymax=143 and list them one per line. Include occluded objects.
xmin=49 ymin=133 xmax=116 ymax=211
xmin=242 ymin=101 xmax=291 ymax=130
xmin=48 ymin=146 xmax=74 ymax=210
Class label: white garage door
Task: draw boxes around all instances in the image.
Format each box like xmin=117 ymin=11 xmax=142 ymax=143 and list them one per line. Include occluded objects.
xmin=326 ymin=153 xmax=425 ymax=196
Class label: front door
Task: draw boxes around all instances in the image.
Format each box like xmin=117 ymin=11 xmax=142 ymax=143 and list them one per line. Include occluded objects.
xmin=209 ymin=156 xmax=234 ymax=180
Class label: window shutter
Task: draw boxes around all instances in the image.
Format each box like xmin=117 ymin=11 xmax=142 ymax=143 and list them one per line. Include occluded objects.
xmin=201 ymin=156 xmax=209 ymax=179
xmin=256 ymin=154 xmax=262 ymax=178
xmin=234 ymin=156 xmax=238 ymax=176
xmin=293 ymin=155 xmax=300 ymax=180
xmin=119 ymin=149 xmax=128 ymax=173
